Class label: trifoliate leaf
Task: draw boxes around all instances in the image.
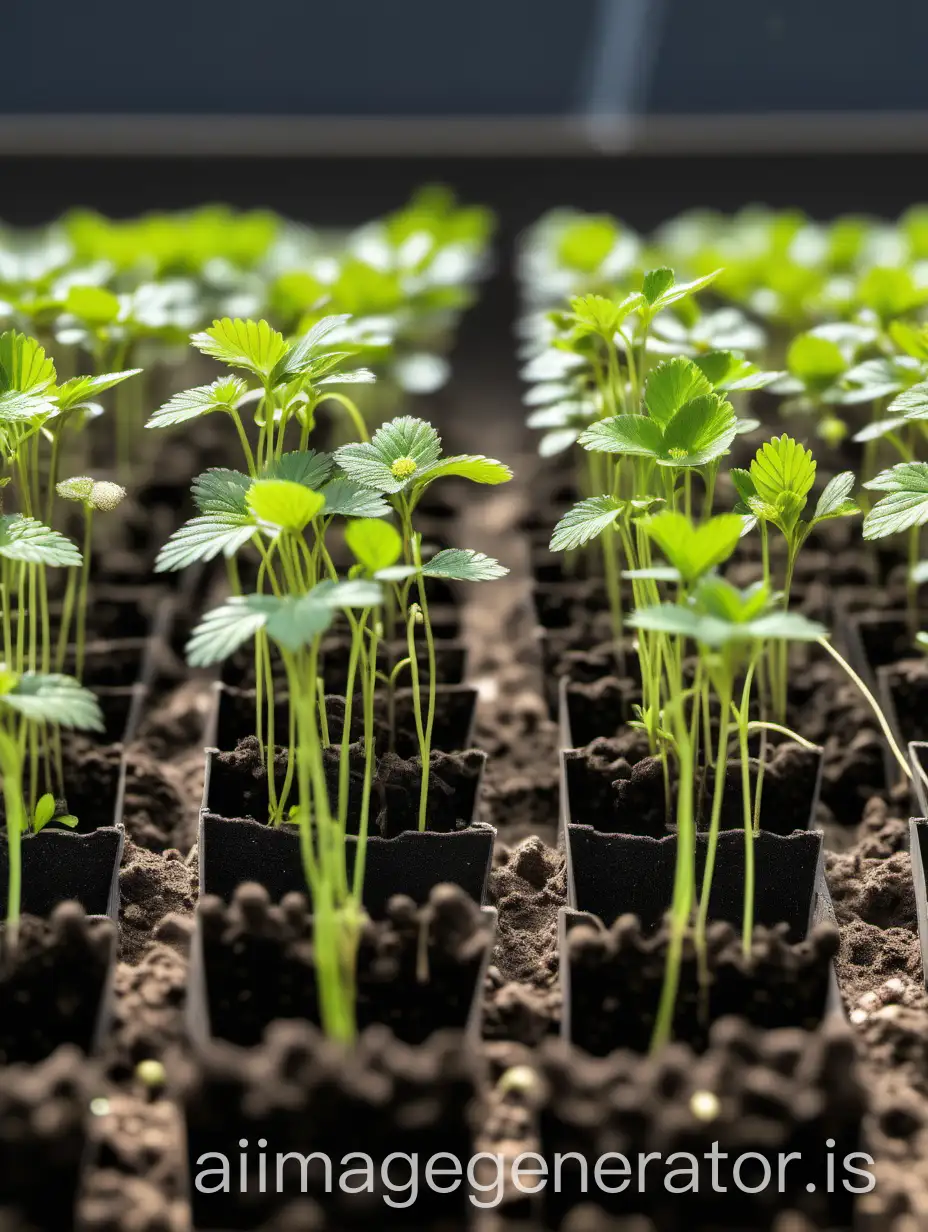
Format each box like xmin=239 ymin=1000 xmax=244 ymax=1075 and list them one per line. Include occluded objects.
xmin=0 ymin=516 xmax=81 ymax=567
xmin=644 ymin=511 xmax=743 ymax=583
xmin=191 ymin=318 xmax=289 ymax=379
xmin=246 ymin=479 xmax=324 ymax=533
xmin=812 ymin=471 xmax=859 ymax=523
xmin=863 ymin=462 xmax=928 ymax=540
xmin=0 ymin=672 xmax=103 ymax=731
xmin=192 ymin=469 xmax=252 ymax=516
xmin=550 ymin=496 xmax=625 ymax=552
xmin=345 ymin=519 xmax=403 ymax=573
xmin=334 ymin=416 xmax=442 ymax=493
xmin=56 ymin=369 xmax=142 ymax=412
xmin=155 ymin=514 xmax=256 ymax=572
xmin=318 ymin=477 xmax=390 ymax=518
xmin=644 ymin=357 xmax=713 ymax=428
xmin=146 ymin=376 xmax=248 ymax=429
xmin=420 ymin=548 xmax=508 ymax=582
xmin=414 ymin=455 xmax=512 ymax=487
xmin=0 ymin=330 xmax=56 ymax=394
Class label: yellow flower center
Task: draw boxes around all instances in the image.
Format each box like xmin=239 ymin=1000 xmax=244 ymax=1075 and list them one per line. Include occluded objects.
xmin=391 ymin=456 xmax=417 ymax=480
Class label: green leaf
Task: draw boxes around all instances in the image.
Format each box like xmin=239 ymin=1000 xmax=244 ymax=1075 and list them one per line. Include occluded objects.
xmin=345 ymin=519 xmax=403 ymax=573
xmin=644 ymin=357 xmax=713 ymax=429
xmin=192 ymin=469 xmax=252 ymax=516
xmin=747 ymin=612 xmax=828 ymax=642
xmin=420 ymin=548 xmax=508 ymax=582
xmin=1 ymin=673 xmax=103 ymax=731
xmin=642 ymin=268 xmax=675 ymax=305
xmin=658 ymin=394 xmax=737 ymax=467
xmin=852 ymin=416 xmax=908 ymax=444
xmin=889 ymin=320 xmax=928 ymax=361
xmin=0 ymin=515 xmax=81 ymax=567
xmin=693 ymin=350 xmax=782 ymax=393
xmin=269 ymin=314 xmax=351 ymax=384
xmin=155 ymin=514 xmax=256 ymax=572
xmin=374 ymin=564 xmax=418 ymax=582
xmin=334 ymin=416 xmax=442 ymax=494
xmin=319 ymin=477 xmax=390 ymax=518
xmin=246 ymin=479 xmax=324 ymax=533
xmin=186 ymin=594 xmax=279 ymax=666
xmin=787 ymin=333 xmax=847 ymax=385
xmin=578 ymin=415 xmax=664 ymax=457
xmin=146 ymin=376 xmax=247 ymax=429
xmin=556 ymin=215 xmax=617 ymax=272
xmin=263 ymin=450 xmax=333 ymax=489
xmin=66 ymin=285 xmax=120 ymax=326
xmin=749 ymin=435 xmax=816 ymax=508
xmin=644 ymin=511 xmax=743 ymax=583
xmin=0 ymin=331 xmax=56 ymax=393
xmin=812 ymin=471 xmax=859 ymax=523
xmin=626 ymin=602 xmax=703 ymax=639
xmin=550 ymin=496 xmax=624 ymax=552
xmin=0 ymin=390 xmax=55 ymax=423
xmin=414 ymin=455 xmax=512 ymax=487
xmin=649 ymin=269 xmax=722 ymax=311
xmin=863 ymin=462 xmax=928 ymax=540
xmin=55 ymin=369 xmax=143 ymax=412
xmin=191 ymin=318 xmax=289 ymax=379
xmin=567 ymin=293 xmax=640 ymax=339
xmin=889 ymin=380 xmax=928 ymax=420
xmin=32 ymin=793 xmax=56 ymax=833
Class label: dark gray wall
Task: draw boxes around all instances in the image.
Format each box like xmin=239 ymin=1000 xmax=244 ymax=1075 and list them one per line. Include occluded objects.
xmin=1 ymin=0 xmax=925 ymax=116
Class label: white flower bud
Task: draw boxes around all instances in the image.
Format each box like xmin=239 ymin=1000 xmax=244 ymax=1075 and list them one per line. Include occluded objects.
xmin=56 ymin=476 xmax=94 ymax=503
xmin=88 ymin=481 xmax=127 ymax=513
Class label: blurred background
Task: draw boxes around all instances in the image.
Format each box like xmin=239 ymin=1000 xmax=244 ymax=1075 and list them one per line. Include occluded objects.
xmin=2 ymin=0 xmax=925 ymax=420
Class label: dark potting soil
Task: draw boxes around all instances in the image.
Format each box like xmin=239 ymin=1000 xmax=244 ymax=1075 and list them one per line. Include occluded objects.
xmin=0 ymin=905 xmax=115 ymax=1065
xmin=207 ymin=736 xmax=485 ymax=837
xmin=180 ymin=1020 xmax=479 ymax=1231
xmin=216 ymin=681 xmax=478 ymax=759
xmin=0 ymin=1045 xmax=101 ymax=1232
xmin=538 ymin=1015 xmax=864 ymax=1231
xmin=564 ymin=913 xmax=838 ymax=1055
xmin=198 ymin=881 xmax=492 ymax=1047
xmin=882 ymin=657 xmax=928 ymax=743
xmin=563 ymin=737 xmax=821 ymax=839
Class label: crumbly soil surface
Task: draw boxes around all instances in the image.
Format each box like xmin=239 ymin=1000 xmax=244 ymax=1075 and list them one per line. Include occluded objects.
xmin=8 ymin=405 xmax=928 ymax=1230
